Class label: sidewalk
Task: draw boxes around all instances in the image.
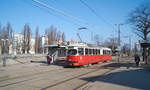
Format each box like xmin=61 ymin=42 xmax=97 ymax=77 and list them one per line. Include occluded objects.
xmin=80 ymin=62 xmax=150 ymax=90
xmin=0 ymin=55 xmax=46 ymax=67
xmin=0 ymin=61 xmax=64 ymax=82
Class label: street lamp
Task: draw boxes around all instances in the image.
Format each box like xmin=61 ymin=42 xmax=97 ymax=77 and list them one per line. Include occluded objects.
xmin=1 ymin=39 xmax=9 ymax=67
xmin=115 ymin=24 xmax=124 ymax=62
xmin=77 ymin=27 xmax=88 ymax=43
xmin=78 ymin=27 xmax=94 ymax=44
xmin=122 ymin=35 xmax=132 ymax=57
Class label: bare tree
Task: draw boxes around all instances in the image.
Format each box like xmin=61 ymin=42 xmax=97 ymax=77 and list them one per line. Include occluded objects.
xmin=47 ymin=25 xmax=57 ymax=44
xmin=0 ymin=24 xmax=1 ymax=54
xmin=45 ymin=25 xmax=66 ymax=46
xmin=134 ymin=43 xmax=138 ymax=54
xmin=0 ymin=24 xmax=2 ymax=46
xmin=37 ymin=36 xmax=41 ymax=53
xmin=1 ymin=27 xmax=9 ymax=54
xmin=22 ymin=24 xmax=31 ymax=54
xmin=6 ymin=22 xmax=13 ymax=43
xmin=127 ymin=3 xmax=150 ymax=64
xmin=62 ymin=32 xmax=65 ymax=42
xmin=35 ymin=26 xmax=39 ymax=53
xmin=103 ymin=37 xmax=118 ymax=54
xmin=56 ymin=31 xmax=61 ymax=41
xmin=35 ymin=26 xmax=41 ymax=53
xmin=94 ymin=34 xmax=100 ymax=46
xmin=121 ymin=44 xmax=130 ymax=56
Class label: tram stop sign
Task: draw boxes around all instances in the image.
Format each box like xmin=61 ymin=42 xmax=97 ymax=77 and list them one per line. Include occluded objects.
xmin=140 ymin=40 xmax=150 ymax=47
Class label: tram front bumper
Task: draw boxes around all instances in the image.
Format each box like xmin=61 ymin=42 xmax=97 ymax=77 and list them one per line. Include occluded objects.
xmin=66 ymin=60 xmax=79 ymax=66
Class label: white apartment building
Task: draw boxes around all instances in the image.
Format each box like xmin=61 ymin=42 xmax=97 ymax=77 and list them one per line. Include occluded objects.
xmin=11 ymin=33 xmax=35 ymax=54
xmin=41 ymin=35 xmax=48 ymax=46
xmin=13 ymin=33 xmax=24 ymax=54
xmin=29 ymin=38 xmax=35 ymax=54
xmin=41 ymin=35 xmax=48 ymax=54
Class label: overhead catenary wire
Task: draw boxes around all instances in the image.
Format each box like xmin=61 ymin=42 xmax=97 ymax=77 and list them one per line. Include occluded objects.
xmin=33 ymin=0 xmax=89 ymax=25
xmin=79 ymin=0 xmax=115 ymax=29
xmin=33 ymin=0 xmax=106 ymax=30
xmin=23 ymin=0 xmax=81 ymax=26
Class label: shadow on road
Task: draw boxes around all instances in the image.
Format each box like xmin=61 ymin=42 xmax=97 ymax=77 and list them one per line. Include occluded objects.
xmin=30 ymin=60 xmax=47 ymax=63
xmin=80 ymin=68 xmax=150 ymax=90
xmin=102 ymin=62 xmax=135 ymax=68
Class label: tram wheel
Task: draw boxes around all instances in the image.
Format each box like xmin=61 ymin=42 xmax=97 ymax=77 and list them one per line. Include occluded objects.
xmin=88 ymin=64 xmax=92 ymax=66
xmin=103 ymin=61 xmax=107 ymax=63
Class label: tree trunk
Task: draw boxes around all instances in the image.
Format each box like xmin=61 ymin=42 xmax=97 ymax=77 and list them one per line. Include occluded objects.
xmin=143 ymin=47 xmax=148 ymax=64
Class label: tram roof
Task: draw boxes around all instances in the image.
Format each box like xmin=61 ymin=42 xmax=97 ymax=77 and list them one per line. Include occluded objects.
xmin=68 ymin=43 xmax=87 ymax=47
xmin=68 ymin=43 xmax=111 ymax=49
xmin=44 ymin=43 xmax=111 ymax=50
xmin=44 ymin=44 xmax=66 ymax=48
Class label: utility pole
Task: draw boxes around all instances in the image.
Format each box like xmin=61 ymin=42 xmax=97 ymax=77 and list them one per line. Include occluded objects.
xmin=123 ymin=35 xmax=132 ymax=57
xmin=1 ymin=39 xmax=9 ymax=67
xmin=115 ymin=24 xmax=123 ymax=62
xmin=129 ymin=36 xmax=131 ymax=56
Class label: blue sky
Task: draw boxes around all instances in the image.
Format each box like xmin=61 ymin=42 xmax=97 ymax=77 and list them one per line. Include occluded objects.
xmin=0 ymin=0 xmax=150 ymax=47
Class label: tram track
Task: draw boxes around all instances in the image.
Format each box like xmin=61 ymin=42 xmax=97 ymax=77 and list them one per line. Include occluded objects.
xmin=0 ymin=67 xmax=68 ymax=82
xmin=74 ymin=68 xmax=115 ymax=90
xmin=0 ymin=61 xmax=107 ymax=83
xmin=41 ymin=63 xmax=115 ymax=90
xmin=0 ymin=62 xmax=111 ymax=89
xmin=0 ymin=67 xmax=76 ymax=88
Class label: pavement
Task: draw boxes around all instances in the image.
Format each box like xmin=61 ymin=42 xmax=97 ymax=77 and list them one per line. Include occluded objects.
xmin=0 ymin=56 xmax=150 ymax=90
xmin=0 ymin=54 xmax=46 ymax=67
xmin=80 ymin=62 xmax=150 ymax=90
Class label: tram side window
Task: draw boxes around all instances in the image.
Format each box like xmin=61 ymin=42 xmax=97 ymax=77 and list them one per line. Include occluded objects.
xmin=103 ymin=50 xmax=111 ymax=55
xmin=98 ymin=50 xmax=100 ymax=55
xmin=96 ymin=49 xmax=97 ymax=55
xmin=97 ymin=49 xmax=99 ymax=55
xmin=88 ymin=49 xmax=90 ymax=55
xmin=103 ymin=50 xmax=106 ymax=55
xmin=108 ymin=51 xmax=110 ymax=54
xmin=108 ymin=50 xmax=111 ymax=55
xmin=68 ymin=49 xmax=77 ymax=55
xmin=89 ymin=49 xmax=91 ymax=55
xmin=85 ymin=48 xmax=88 ymax=55
xmin=95 ymin=49 xmax=97 ymax=55
xmin=107 ymin=50 xmax=109 ymax=54
xmin=78 ymin=48 xmax=84 ymax=55
xmin=91 ymin=49 xmax=94 ymax=55
xmin=106 ymin=50 xmax=108 ymax=54
xmin=92 ymin=49 xmax=94 ymax=55
xmin=91 ymin=49 xmax=93 ymax=55
xmin=106 ymin=50 xmax=110 ymax=54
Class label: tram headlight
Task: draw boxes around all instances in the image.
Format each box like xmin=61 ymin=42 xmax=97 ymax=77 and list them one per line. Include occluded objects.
xmin=69 ymin=59 xmax=71 ymax=62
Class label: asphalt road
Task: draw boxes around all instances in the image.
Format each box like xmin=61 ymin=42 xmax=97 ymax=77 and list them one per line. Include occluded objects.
xmin=0 ymin=56 xmax=149 ymax=90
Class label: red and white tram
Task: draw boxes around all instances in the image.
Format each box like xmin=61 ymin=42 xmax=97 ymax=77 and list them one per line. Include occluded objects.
xmin=66 ymin=44 xmax=112 ymax=66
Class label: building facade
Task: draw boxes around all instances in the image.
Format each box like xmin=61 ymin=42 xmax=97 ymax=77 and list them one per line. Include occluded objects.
xmin=41 ymin=35 xmax=48 ymax=54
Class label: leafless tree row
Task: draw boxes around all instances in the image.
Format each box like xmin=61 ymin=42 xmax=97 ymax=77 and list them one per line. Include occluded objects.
xmin=0 ymin=23 xmax=66 ymax=54
xmin=22 ymin=24 xmax=31 ymax=54
xmin=0 ymin=22 xmax=13 ymax=54
xmin=35 ymin=26 xmax=41 ymax=53
xmin=45 ymin=25 xmax=65 ymax=45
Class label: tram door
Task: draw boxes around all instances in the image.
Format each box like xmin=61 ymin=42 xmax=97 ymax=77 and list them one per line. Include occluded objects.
xmin=78 ymin=48 xmax=85 ymax=65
